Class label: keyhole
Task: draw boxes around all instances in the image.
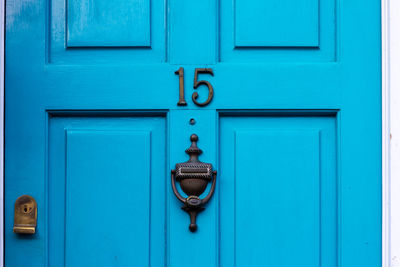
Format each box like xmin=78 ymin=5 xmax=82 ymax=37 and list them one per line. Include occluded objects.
xmin=22 ymin=204 xmax=32 ymax=214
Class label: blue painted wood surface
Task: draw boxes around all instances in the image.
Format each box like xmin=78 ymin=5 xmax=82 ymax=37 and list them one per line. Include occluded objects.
xmin=6 ymin=0 xmax=381 ymax=266
xmin=67 ymin=0 xmax=151 ymax=47
xmin=46 ymin=117 xmax=166 ymax=266
xmin=235 ymin=0 xmax=319 ymax=47
xmin=220 ymin=116 xmax=337 ymax=267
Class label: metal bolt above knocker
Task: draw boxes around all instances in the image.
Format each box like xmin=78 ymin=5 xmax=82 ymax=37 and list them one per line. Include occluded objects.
xmin=171 ymin=134 xmax=217 ymax=232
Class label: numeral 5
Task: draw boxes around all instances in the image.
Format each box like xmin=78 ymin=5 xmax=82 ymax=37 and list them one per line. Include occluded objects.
xmin=192 ymin=68 xmax=214 ymax=107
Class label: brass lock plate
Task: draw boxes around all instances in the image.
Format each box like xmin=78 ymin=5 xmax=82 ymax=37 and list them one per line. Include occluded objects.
xmin=13 ymin=195 xmax=37 ymax=234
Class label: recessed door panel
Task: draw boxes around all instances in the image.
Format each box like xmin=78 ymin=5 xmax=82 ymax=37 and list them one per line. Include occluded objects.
xmin=67 ymin=0 xmax=151 ymax=47
xmin=50 ymin=0 xmax=165 ymax=63
xmin=48 ymin=115 xmax=166 ymax=266
xmin=235 ymin=0 xmax=319 ymax=47
xmin=220 ymin=115 xmax=337 ymax=267
xmin=220 ymin=0 xmax=336 ymax=62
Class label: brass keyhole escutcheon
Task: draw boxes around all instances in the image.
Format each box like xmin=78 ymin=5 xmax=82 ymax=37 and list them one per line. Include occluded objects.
xmin=13 ymin=195 xmax=37 ymax=234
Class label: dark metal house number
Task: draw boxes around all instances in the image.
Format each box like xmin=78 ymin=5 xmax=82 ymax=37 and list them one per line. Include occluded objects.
xmin=175 ymin=67 xmax=214 ymax=107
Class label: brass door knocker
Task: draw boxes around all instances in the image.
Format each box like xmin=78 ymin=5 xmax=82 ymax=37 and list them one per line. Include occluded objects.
xmin=171 ymin=134 xmax=216 ymax=232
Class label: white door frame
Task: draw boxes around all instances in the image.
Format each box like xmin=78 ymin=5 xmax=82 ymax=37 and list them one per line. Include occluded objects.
xmin=0 ymin=0 xmax=396 ymax=266
xmin=382 ymin=0 xmax=399 ymax=266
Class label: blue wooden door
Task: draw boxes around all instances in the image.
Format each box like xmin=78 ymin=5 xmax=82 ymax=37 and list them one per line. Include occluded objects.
xmin=6 ymin=0 xmax=381 ymax=266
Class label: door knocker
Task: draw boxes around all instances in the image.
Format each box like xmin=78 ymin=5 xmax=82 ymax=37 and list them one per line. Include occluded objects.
xmin=171 ymin=134 xmax=216 ymax=232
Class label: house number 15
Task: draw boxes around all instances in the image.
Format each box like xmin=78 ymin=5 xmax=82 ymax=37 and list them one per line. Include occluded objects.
xmin=175 ymin=67 xmax=214 ymax=107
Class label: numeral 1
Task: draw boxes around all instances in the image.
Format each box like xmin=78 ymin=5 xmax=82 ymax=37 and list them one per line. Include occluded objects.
xmin=175 ymin=67 xmax=187 ymax=106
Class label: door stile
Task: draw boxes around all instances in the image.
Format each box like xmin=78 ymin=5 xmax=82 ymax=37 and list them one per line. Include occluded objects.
xmin=168 ymin=109 xmax=218 ymax=267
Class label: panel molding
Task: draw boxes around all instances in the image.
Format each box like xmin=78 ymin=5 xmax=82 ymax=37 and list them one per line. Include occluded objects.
xmin=48 ymin=0 xmax=165 ymax=64
xmin=46 ymin=115 xmax=166 ymax=267
xmin=220 ymin=0 xmax=336 ymax=62
xmin=219 ymin=115 xmax=337 ymax=267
